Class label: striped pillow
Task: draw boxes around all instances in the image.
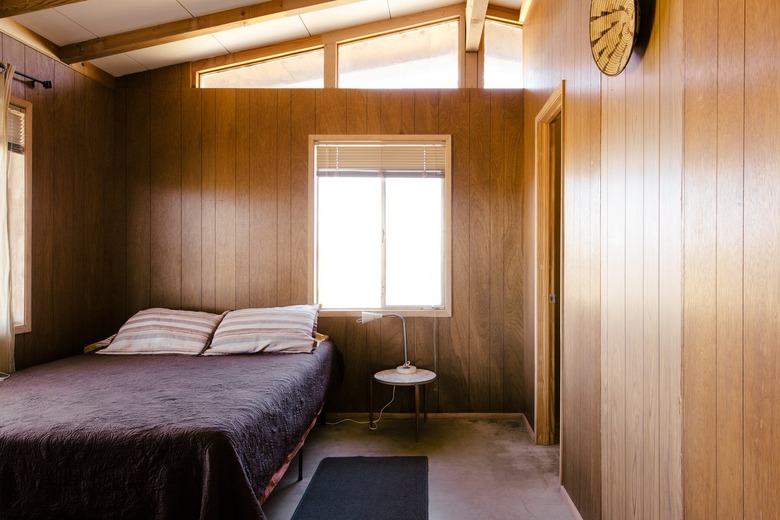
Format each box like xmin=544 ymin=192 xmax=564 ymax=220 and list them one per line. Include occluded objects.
xmin=98 ymin=308 xmax=225 ymax=355
xmin=204 ymin=304 xmax=320 ymax=355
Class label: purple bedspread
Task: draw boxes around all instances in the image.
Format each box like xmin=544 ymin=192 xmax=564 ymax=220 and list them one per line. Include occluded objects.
xmin=0 ymin=342 xmax=334 ymax=520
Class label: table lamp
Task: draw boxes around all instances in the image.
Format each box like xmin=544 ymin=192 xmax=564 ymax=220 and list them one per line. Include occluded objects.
xmin=357 ymin=312 xmax=417 ymax=374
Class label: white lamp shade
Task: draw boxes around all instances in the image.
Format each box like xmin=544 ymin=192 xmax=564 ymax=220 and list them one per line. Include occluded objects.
xmin=360 ymin=311 xmax=384 ymax=323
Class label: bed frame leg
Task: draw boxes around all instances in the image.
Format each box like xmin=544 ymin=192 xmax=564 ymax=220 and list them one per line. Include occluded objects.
xmin=297 ymin=448 xmax=304 ymax=481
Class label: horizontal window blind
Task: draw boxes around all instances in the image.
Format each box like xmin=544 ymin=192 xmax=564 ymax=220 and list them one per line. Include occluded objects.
xmin=7 ymin=105 xmax=25 ymax=154
xmin=315 ymin=141 xmax=446 ymax=178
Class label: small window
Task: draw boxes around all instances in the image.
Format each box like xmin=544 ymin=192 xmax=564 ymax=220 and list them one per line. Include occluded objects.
xmin=338 ymin=21 xmax=459 ymax=88
xmin=7 ymin=99 xmax=31 ymax=333
xmin=483 ymin=20 xmax=523 ymax=88
xmin=199 ymin=49 xmax=325 ymax=88
xmin=310 ymin=136 xmax=451 ymax=316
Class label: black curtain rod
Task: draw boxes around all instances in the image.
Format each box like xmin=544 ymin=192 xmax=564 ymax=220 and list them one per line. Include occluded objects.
xmin=0 ymin=64 xmax=52 ymax=89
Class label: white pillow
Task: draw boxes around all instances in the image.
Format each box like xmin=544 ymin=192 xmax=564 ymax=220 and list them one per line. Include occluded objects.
xmin=204 ymin=304 xmax=320 ymax=355
xmin=98 ymin=308 xmax=225 ymax=355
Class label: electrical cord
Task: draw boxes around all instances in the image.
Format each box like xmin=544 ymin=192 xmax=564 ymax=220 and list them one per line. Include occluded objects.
xmin=326 ymin=386 xmax=396 ymax=430
xmin=0 ymin=371 xmax=10 ymax=381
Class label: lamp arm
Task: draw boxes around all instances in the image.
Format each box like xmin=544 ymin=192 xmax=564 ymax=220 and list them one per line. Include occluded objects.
xmin=383 ymin=313 xmax=410 ymax=368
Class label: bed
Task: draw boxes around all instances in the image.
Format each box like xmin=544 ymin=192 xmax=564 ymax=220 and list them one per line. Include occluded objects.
xmin=0 ymin=306 xmax=334 ymax=520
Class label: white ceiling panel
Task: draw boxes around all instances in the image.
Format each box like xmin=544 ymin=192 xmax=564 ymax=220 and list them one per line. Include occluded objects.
xmin=89 ymin=54 xmax=147 ymax=77
xmin=387 ymin=0 xmax=455 ymax=18
xmin=300 ymin=0 xmax=389 ymax=35
xmin=55 ymin=0 xmax=192 ymax=37
xmin=12 ymin=9 xmax=95 ymax=46
xmin=212 ymin=16 xmax=310 ymax=54
xmin=127 ymin=35 xmax=227 ymax=70
xmin=177 ymin=0 xmax=272 ymax=17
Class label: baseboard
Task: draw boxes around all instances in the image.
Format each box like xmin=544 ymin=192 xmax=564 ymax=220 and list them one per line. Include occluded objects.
xmin=520 ymin=412 xmax=534 ymax=436
xmin=560 ymin=485 xmax=584 ymax=520
xmin=324 ymin=412 xmax=526 ymax=421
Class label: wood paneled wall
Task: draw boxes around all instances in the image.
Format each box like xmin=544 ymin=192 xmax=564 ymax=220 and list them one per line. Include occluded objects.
xmin=683 ymin=0 xmax=780 ymax=518
xmin=527 ymin=0 xmax=779 ymax=518
xmin=1 ymin=34 xmax=123 ymax=370
xmin=523 ymin=0 xmax=684 ymax=518
xmin=116 ymin=66 xmax=525 ymax=414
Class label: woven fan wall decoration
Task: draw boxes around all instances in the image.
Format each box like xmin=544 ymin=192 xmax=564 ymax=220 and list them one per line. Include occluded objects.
xmin=590 ymin=0 xmax=640 ymax=76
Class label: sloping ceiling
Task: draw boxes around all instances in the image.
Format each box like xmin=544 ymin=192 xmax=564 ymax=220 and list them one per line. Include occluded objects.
xmin=3 ymin=0 xmax=522 ymax=78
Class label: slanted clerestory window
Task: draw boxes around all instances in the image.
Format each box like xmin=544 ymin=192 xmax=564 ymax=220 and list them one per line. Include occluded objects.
xmin=310 ymin=136 xmax=451 ymax=316
xmin=338 ymin=21 xmax=459 ymax=88
xmin=483 ymin=19 xmax=523 ymax=88
xmin=199 ymin=49 xmax=324 ymax=88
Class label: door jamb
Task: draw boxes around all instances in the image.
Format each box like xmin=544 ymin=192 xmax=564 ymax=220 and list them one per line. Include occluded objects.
xmin=534 ymin=81 xmax=565 ymax=446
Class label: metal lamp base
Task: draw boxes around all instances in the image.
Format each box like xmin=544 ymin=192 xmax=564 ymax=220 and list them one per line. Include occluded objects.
xmin=396 ymin=364 xmax=418 ymax=374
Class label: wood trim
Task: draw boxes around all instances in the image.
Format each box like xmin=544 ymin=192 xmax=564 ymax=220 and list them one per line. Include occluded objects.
xmin=57 ymin=0 xmax=362 ymax=64
xmin=518 ymin=0 xmax=532 ymax=24
xmin=465 ymin=0 xmax=489 ymax=51
xmin=561 ymin=486 xmax=585 ymax=520
xmin=486 ymin=5 xmax=521 ymax=24
xmin=0 ymin=0 xmax=85 ymax=18
xmin=534 ymin=82 xmax=564 ymax=446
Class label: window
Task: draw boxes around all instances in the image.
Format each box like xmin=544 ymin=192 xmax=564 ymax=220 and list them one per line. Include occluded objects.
xmin=483 ymin=19 xmax=523 ymax=88
xmin=7 ymin=98 xmax=31 ymax=333
xmin=200 ymin=49 xmax=324 ymax=88
xmin=310 ymin=136 xmax=451 ymax=316
xmin=338 ymin=21 xmax=459 ymax=88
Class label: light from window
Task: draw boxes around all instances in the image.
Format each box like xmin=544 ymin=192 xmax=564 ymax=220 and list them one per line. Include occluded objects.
xmin=338 ymin=21 xmax=459 ymax=89
xmin=311 ymin=137 xmax=451 ymax=315
xmin=483 ymin=20 xmax=523 ymax=88
xmin=200 ymin=49 xmax=325 ymax=88
xmin=7 ymin=99 xmax=31 ymax=333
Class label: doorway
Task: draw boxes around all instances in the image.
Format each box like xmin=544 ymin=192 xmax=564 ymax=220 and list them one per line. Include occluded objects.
xmin=534 ymin=82 xmax=564 ymax=446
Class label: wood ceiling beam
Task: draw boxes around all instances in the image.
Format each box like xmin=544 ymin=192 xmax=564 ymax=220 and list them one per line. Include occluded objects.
xmin=0 ymin=0 xmax=86 ymax=18
xmin=464 ymin=0 xmax=489 ymax=52
xmin=58 ymin=0 xmax=361 ymax=64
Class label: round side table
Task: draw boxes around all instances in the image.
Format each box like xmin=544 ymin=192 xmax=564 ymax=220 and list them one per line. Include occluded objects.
xmin=369 ymin=368 xmax=436 ymax=441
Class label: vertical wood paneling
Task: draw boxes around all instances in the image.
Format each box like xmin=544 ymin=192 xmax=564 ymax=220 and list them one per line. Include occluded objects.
xmin=117 ymin=78 xmax=524 ymax=418
xmin=658 ymin=1 xmax=684 ymax=517
xmin=438 ymin=89 xmax=470 ymax=412
xmin=250 ymin=90 xmax=278 ymax=307
xmin=200 ymin=89 xmax=217 ymax=312
xmin=5 ymin=37 xmax=119 ymax=368
xmin=624 ymin=51 xmax=644 ymax=520
xmin=215 ymin=89 xmax=236 ymax=311
xmin=234 ymin=90 xmax=251 ymax=309
xmin=125 ymin=75 xmax=151 ymax=314
xmin=180 ymin=69 xmax=202 ymax=310
xmin=150 ymin=67 xmax=182 ymax=309
xmin=714 ymin=0 xmax=745 ymax=517
xmin=642 ymin=2 xmax=661 ymax=517
xmin=276 ymin=90 xmax=292 ymax=306
xmin=743 ymin=0 xmax=780 ymax=517
xmin=683 ymin=0 xmax=718 ymax=515
xmin=468 ymin=89 xmax=491 ymax=412
xmin=289 ymin=90 xmax=315 ymax=303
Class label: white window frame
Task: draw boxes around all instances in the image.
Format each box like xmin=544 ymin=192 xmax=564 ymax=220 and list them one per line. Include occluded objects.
xmin=309 ymin=134 xmax=452 ymax=318
xmin=8 ymin=97 xmax=31 ymax=334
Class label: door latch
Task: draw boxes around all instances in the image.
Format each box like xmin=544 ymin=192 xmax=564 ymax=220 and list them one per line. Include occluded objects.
xmin=548 ymin=293 xmax=558 ymax=304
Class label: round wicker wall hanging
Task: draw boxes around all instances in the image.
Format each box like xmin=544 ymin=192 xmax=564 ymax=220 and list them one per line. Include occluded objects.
xmin=589 ymin=0 xmax=640 ymax=76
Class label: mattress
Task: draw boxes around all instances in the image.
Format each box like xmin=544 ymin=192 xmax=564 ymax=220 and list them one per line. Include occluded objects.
xmin=0 ymin=342 xmax=334 ymax=520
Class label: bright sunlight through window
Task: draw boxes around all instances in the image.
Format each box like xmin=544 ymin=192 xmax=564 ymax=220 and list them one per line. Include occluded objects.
xmin=338 ymin=21 xmax=459 ymax=89
xmin=483 ymin=20 xmax=523 ymax=88
xmin=200 ymin=49 xmax=324 ymax=88
xmin=311 ymin=136 xmax=451 ymax=315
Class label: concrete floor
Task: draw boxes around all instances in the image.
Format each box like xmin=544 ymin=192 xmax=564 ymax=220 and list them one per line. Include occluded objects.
xmin=262 ymin=417 xmax=575 ymax=520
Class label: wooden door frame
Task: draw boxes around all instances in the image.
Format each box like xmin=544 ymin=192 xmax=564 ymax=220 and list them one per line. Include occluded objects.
xmin=534 ymin=81 xmax=564 ymax=446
